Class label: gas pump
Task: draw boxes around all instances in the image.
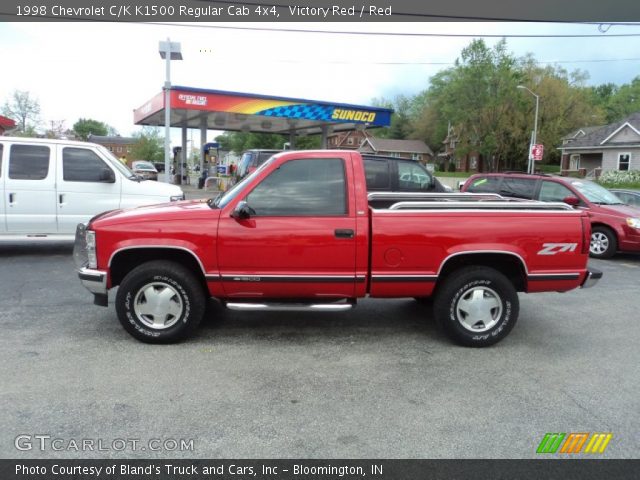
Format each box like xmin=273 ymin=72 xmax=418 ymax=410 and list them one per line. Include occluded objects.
xmin=172 ymin=146 xmax=182 ymax=184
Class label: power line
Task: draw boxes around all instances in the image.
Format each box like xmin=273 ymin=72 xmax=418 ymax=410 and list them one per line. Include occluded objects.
xmin=210 ymin=57 xmax=640 ymax=65
xmin=144 ymin=21 xmax=640 ymax=38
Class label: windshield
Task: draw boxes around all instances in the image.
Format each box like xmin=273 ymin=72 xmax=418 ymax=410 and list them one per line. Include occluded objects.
xmin=214 ymin=156 xmax=276 ymax=208
xmin=134 ymin=162 xmax=155 ymax=170
xmin=97 ymin=146 xmax=135 ymax=178
xmin=570 ymin=180 xmax=623 ymax=205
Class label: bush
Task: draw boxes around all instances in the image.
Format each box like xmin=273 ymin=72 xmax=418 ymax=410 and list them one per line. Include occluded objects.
xmin=448 ymin=162 xmax=457 ymax=172
xmin=598 ymin=170 xmax=640 ymax=188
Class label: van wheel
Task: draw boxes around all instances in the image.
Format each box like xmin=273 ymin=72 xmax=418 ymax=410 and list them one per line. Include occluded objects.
xmin=590 ymin=226 xmax=617 ymax=259
xmin=115 ymin=261 xmax=206 ymax=343
xmin=434 ymin=267 xmax=519 ymax=347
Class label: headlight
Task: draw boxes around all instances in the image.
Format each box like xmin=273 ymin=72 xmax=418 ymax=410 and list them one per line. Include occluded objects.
xmin=86 ymin=230 xmax=97 ymax=269
xmin=170 ymin=194 xmax=185 ymax=202
xmin=626 ymin=217 xmax=640 ymax=229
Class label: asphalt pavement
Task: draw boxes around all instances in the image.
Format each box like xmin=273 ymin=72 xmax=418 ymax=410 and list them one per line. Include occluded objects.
xmin=0 ymin=242 xmax=638 ymax=459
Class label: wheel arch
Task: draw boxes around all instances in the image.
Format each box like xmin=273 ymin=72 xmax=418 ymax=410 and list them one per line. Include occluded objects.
xmin=437 ymin=251 xmax=528 ymax=292
xmin=109 ymin=246 xmax=207 ymax=291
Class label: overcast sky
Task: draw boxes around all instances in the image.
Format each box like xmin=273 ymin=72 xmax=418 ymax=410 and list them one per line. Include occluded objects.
xmin=1 ymin=21 xmax=639 ymax=144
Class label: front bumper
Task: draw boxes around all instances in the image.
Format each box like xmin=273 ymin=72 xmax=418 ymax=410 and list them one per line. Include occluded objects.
xmin=581 ymin=267 xmax=603 ymax=289
xmin=78 ymin=267 xmax=108 ymax=295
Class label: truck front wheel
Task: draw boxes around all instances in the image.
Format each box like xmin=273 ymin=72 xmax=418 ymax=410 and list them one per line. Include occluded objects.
xmin=434 ymin=267 xmax=519 ymax=347
xmin=115 ymin=261 xmax=206 ymax=343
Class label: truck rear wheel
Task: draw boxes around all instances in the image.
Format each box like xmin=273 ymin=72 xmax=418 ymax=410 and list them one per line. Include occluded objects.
xmin=115 ymin=261 xmax=206 ymax=343
xmin=434 ymin=267 xmax=519 ymax=347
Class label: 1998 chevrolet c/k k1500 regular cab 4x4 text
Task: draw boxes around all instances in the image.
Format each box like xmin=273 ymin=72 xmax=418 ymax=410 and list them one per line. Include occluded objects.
xmin=74 ymin=150 xmax=601 ymax=347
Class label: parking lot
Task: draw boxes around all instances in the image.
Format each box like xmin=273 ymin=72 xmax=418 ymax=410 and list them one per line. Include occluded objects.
xmin=0 ymin=238 xmax=638 ymax=459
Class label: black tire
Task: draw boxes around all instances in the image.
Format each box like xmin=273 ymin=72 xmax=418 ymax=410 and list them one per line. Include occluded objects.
xmin=115 ymin=261 xmax=206 ymax=343
xmin=434 ymin=267 xmax=519 ymax=347
xmin=590 ymin=226 xmax=617 ymax=259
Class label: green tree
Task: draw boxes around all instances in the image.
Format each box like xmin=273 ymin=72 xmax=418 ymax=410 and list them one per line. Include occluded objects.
xmin=215 ymin=131 xmax=319 ymax=153
xmin=603 ymin=76 xmax=640 ymax=123
xmin=2 ymin=90 xmax=41 ymax=135
xmin=130 ymin=128 xmax=164 ymax=161
xmin=73 ymin=118 xmax=111 ymax=140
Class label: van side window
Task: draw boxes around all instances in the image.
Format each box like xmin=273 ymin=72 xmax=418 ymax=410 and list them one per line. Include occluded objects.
xmin=539 ymin=181 xmax=574 ymax=202
xmin=364 ymin=158 xmax=390 ymax=189
xmin=499 ymin=177 xmax=536 ymax=199
xmin=9 ymin=145 xmax=50 ymax=180
xmin=63 ymin=148 xmax=111 ymax=182
xmin=466 ymin=176 xmax=500 ymax=193
xmin=247 ymin=158 xmax=347 ymax=216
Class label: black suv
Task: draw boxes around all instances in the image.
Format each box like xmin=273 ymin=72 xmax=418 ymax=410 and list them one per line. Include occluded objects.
xmin=237 ymin=150 xmax=447 ymax=194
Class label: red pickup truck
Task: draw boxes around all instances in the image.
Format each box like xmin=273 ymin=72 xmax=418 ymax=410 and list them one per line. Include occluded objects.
xmin=74 ymin=150 xmax=601 ymax=347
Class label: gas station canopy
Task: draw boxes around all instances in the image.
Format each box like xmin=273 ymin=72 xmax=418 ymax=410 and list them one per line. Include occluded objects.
xmin=133 ymin=86 xmax=393 ymax=135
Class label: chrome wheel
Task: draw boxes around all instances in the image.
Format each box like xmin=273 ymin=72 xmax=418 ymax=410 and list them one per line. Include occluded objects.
xmin=455 ymin=286 xmax=503 ymax=333
xmin=133 ymin=282 xmax=184 ymax=330
xmin=590 ymin=232 xmax=609 ymax=256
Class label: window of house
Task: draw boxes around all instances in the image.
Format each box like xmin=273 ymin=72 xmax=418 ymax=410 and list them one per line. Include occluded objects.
xmin=9 ymin=144 xmax=50 ymax=180
xmin=246 ymin=158 xmax=347 ymax=216
xmin=412 ymin=154 xmax=422 ymax=161
xmin=470 ymin=156 xmax=478 ymax=170
xmin=126 ymin=147 xmax=131 ymax=153
xmin=346 ymin=138 xmax=354 ymax=145
xmin=116 ymin=146 xmax=122 ymax=153
xmin=618 ymin=153 xmax=631 ymax=171
xmin=62 ymin=147 xmax=111 ymax=182
xmin=570 ymin=154 xmax=580 ymax=170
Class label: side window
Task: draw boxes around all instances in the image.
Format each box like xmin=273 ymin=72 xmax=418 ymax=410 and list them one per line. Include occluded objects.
xmin=466 ymin=176 xmax=500 ymax=193
xmin=499 ymin=177 xmax=536 ymax=199
xmin=247 ymin=158 xmax=347 ymax=216
xmin=538 ymin=181 xmax=574 ymax=202
xmin=397 ymin=161 xmax=432 ymax=191
xmin=62 ymin=147 xmax=111 ymax=182
xmin=363 ymin=158 xmax=390 ymax=190
xmin=9 ymin=144 xmax=50 ymax=180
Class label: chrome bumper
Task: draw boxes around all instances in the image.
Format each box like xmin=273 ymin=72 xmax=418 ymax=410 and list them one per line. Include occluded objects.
xmin=78 ymin=267 xmax=107 ymax=295
xmin=581 ymin=268 xmax=603 ymax=289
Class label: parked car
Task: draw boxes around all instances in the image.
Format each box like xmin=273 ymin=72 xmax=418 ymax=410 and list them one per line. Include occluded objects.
xmin=75 ymin=150 xmax=599 ymax=346
xmin=131 ymin=160 xmax=159 ymax=181
xmin=0 ymin=137 xmax=184 ymax=239
xmin=462 ymin=172 xmax=640 ymax=259
xmin=609 ymin=189 xmax=640 ymax=208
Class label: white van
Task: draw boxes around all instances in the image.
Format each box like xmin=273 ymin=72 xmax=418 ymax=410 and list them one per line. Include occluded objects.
xmin=0 ymin=137 xmax=184 ymax=240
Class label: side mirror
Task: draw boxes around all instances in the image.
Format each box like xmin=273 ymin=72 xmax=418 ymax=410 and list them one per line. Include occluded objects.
xmin=100 ymin=168 xmax=116 ymax=183
xmin=563 ymin=196 xmax=580 ymax=207
xmin=231 ymin=201 xmax=255 ymax=220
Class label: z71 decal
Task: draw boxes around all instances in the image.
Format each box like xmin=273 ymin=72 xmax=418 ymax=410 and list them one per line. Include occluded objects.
xmin=538 ymin=243 xmax=578 ymax=255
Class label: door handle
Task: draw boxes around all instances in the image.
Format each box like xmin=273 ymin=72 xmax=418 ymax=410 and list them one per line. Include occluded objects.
xmin=59 ymin=194 xmax=65 ymax=205
xmin=9 ymin=193 xmax=15 ymax=205
xmin=334 ymin=229 xmax=354 ymax=239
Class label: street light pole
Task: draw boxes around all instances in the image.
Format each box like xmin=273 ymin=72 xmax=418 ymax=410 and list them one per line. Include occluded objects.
xmin=159 ymin=38 xmax=182 ymax=183
xmin=517 ymin=85 xmax=540 ymax=174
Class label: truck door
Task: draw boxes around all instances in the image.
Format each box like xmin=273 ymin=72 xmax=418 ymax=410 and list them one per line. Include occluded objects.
xmin=0 ymin=143 xmax=5 ymax=232
xmin=217 ymin=156 xmax=359 ymax=299
xmin=4 ymin=142 xmax=57 ymax=234
xmin=55 ymin=145 xmax=121 ymax=234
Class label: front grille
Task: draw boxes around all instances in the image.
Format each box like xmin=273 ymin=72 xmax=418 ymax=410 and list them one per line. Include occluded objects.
xmin=73 ymin=223 xmax=88 ymax=269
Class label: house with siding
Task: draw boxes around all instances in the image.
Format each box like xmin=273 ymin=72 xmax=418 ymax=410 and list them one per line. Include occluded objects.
xmin=0 ymin=115 xmax=16 ymax=135
xmin=358 ymin=138 xmax=434 ymax=163
xmin=560 ymin=112 xmax=640 ymax=177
